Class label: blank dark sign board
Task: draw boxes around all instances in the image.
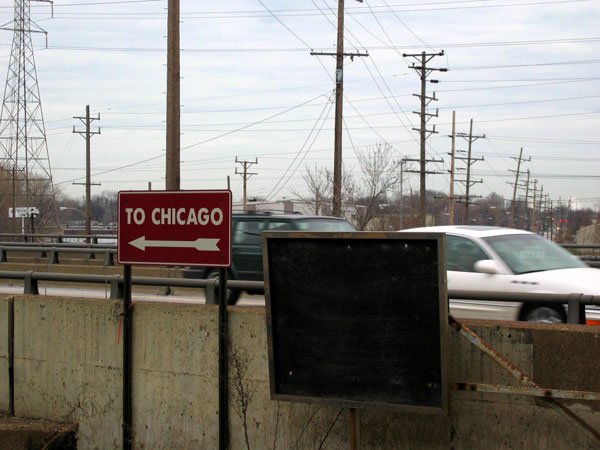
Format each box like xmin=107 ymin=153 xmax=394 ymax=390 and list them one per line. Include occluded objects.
xmin=262 ymin=232 xmax=448 ymax=414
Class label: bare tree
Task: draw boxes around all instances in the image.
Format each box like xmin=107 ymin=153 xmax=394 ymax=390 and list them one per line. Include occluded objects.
xmin=348 ymin=143 xmax=402 ymax=231
xmin=294 ymin=163 xmax=354 ymax=218
xmin=0 ymin=165 xmax=61 ymax=234
xmin=293 ymin=164 xmax=333 ymax=215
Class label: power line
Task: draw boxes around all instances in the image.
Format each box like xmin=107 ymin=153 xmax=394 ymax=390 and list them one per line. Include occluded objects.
xmin=8 ymin=37 xmax=599 ymax=53
xmin=32 ymin=1 xmax=591 ymax=17
xmin=54 ymin=92 xmax=329 ymax=186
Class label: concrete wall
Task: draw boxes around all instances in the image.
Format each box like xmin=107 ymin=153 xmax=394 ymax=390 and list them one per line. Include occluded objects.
xmin=1 ymin=294 xmax=599 ymax=449
xmin=0 ymin=298 xmax=10 ymax=412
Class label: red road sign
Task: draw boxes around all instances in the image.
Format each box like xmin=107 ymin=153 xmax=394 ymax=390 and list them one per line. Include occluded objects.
xmin=117 ymin=190 xmax=232 ymax=267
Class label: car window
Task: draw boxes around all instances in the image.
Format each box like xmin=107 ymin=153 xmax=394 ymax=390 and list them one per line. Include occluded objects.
xmin=267 ymin=221 xmax=293 ymax=231
xmin=483 ymin=233 xmax=587 ymax=274
xmin=293 ymin=219 xmax=355 ymax=232
xmin=446 ymin=235 xmax=489 ymax=272
xmin=233 ymin=220 xmax=265 ymax=245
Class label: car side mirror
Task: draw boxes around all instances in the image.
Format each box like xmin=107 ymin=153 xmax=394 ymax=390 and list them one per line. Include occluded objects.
xmin=474 ymin=259 xmax=501 ymax=274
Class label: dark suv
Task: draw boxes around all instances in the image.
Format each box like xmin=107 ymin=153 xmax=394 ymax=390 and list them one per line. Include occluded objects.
xmin=183 ymin=212 xmax=355 ymax=304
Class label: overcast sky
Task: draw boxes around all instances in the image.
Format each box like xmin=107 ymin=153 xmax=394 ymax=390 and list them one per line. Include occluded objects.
xmin=1 ymin=0 xmax=599 ymax=209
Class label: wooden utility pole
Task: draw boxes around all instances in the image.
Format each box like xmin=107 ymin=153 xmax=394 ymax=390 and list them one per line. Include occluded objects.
xmin=235 ymin=157 xmax=258 ymax=211
xmin=73 ymin=105 xmax=100 ymax=240
xmin=531 ymin=179 xmax=537 ymax=231
xmin=166 ymin=0 xmax=180 ymax=190
xmin=435 ymin=111 xmax=459 ymax=224
xmin=399 ymin=159 xmax=406 ymax=229
xmin=508 ymin=148 xmax=530 ymax=228
xmin=456 ymin=119 xmax=485 ymax=224
xmin=311 ymin=0 xmax=368 ymax=217
xmin=523 ymin=169 xmax=531 ymax=229
xmin=448 ymin=111 xmax=456 ymax=225
xmin=403 ymin=51 xmax=447 ymax=226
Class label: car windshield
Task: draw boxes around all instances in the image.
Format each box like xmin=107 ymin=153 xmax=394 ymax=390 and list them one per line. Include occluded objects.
xmin=483 ymin=233 xmax=588 ymax=274
xmin=294 ymin=218 xmax=355 ymax=232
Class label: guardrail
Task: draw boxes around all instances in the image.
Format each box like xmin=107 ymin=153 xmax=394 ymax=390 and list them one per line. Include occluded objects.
xmin=0 ymin=232 xmax=117 ymax=243
xmin=0 ymin=270 xmax=598 ymax=324
xmin=0 ymin=245 xmax=117 ymax=266
xmin=0 ymin=241 xmax=598 ymax=268
xmin=0 ymin=270 xmax=263 ymax=306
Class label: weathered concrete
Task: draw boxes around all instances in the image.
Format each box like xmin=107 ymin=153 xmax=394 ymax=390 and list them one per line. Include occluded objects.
xmin=0 ymin=298 xmax=10 ymax=412
xmin=1 ymin=294 xmax=599 ymax=449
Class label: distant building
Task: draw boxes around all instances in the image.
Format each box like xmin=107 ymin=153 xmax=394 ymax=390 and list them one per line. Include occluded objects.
xmin=232 ymin=199 xmax=316 ymax=215
xmin=575 ymin=224 xmax=600 ymax=245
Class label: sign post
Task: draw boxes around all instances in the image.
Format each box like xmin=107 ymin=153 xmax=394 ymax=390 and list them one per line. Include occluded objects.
xmin=118 ymin=190 xmax=232 ymax=449
xmin=9 ymin=207 xmax=39 ymax=237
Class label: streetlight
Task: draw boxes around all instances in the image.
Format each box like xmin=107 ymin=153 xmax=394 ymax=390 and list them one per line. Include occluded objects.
xmin=59 ymin=206 xmax=86 ymax=216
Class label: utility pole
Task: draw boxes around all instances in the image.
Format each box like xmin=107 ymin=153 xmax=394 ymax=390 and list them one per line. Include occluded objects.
xmin=567 ymin=196 xmax=572 ymax=237
xmin=448 ymin=111 xmax=456 ymax=225
xmin=403 ymin=50 xmax=447 ymax=226
xmin=550 ymin=200 xmax=555 ymax=241
xmin=73 ymin=105 xmax=100 ymax=240
xmin=523 ymin=170 xmax=531 ymax=229
xmin=455 ymin=119 xmax=484 ymax=224
xmin=398 ymin=159 xmax=407 ymax=229
xmin=166 ymin=0 xmax=180 ymax=190
xmin=311 ymin=0 xmax=368 ymax=217
xmin=508 ymin=148 xmax=530 ymax=228
xmin=404 ymin=155 xmax=444 ymax=226
xmin=531 ymin=179 xmax=537 ymax=231
xmin=435 ymin=111 xmax=459 ymax=225
xmin=538 ymin=185 xmax=544 ymax=233
xmin=235 ymin=157 xmax=258 ymax=211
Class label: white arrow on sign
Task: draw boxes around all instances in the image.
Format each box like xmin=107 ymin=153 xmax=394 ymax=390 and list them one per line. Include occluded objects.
xmin=129 ymin=236 xmax=220 ymax=252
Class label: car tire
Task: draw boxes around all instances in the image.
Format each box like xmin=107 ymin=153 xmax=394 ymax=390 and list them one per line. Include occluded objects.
xmin=206 ymin=269 xmax=240 ymax=306
xmin=520 ymin=303 xmax=566 ymax=323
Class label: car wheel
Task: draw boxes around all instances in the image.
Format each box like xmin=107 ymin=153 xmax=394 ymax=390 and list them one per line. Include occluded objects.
xmin=206 ymin=269 xmax=240 ymax=305
xmin=521 ymin=304 xmax=566 ymax=323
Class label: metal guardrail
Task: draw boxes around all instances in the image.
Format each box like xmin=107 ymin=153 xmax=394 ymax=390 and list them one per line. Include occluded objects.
xmin=0 ymin=233 xmax=117 ymax=243
xmin=0 ymin=270 xmax=264 ymax=306
xmin=562 ymin=244 xmax=600 ymax=249
xmin=0 ymin=269 xmax=597 ymax=323
xmin=0 ymin=245 xmax=117 ymax=266
xmin=0 ymin=241 xmax=598 ymax=268
xmin=0 ymin=239 xmax=600 ymax=268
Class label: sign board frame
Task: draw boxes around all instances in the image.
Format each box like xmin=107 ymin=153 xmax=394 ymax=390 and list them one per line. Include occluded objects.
xmin=9 ymin=207 xmax=39 ymax=218
xmin=117 ymin=190 xmax=232 ymax=267
xmin=262 ymin=231 xmax=449 ymax=415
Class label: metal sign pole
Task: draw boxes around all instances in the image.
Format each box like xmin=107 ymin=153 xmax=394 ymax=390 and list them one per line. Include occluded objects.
xmin=219 ymin=267 xmax=229 ymax=450
xmin=123 ymin=264 xmax=133 ymax=450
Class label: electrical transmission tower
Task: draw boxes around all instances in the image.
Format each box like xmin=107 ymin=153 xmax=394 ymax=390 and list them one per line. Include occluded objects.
xmin=0 ymin=0 xmax=58 ymax=233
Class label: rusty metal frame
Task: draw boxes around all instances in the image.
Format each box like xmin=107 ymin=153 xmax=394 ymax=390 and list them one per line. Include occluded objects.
xmin=449 ymin=315 xmax=600 ymax=444
xmin=451 ymin=382 xmax=600 ymax=402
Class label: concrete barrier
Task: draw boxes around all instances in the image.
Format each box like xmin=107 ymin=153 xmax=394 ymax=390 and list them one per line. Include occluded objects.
xmin=1 ymin=294 xmax=599 ymax=449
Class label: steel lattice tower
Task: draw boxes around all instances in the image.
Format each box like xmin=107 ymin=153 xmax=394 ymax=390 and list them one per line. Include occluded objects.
xmin=0 ymin=0 xmax=58 ymax=233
